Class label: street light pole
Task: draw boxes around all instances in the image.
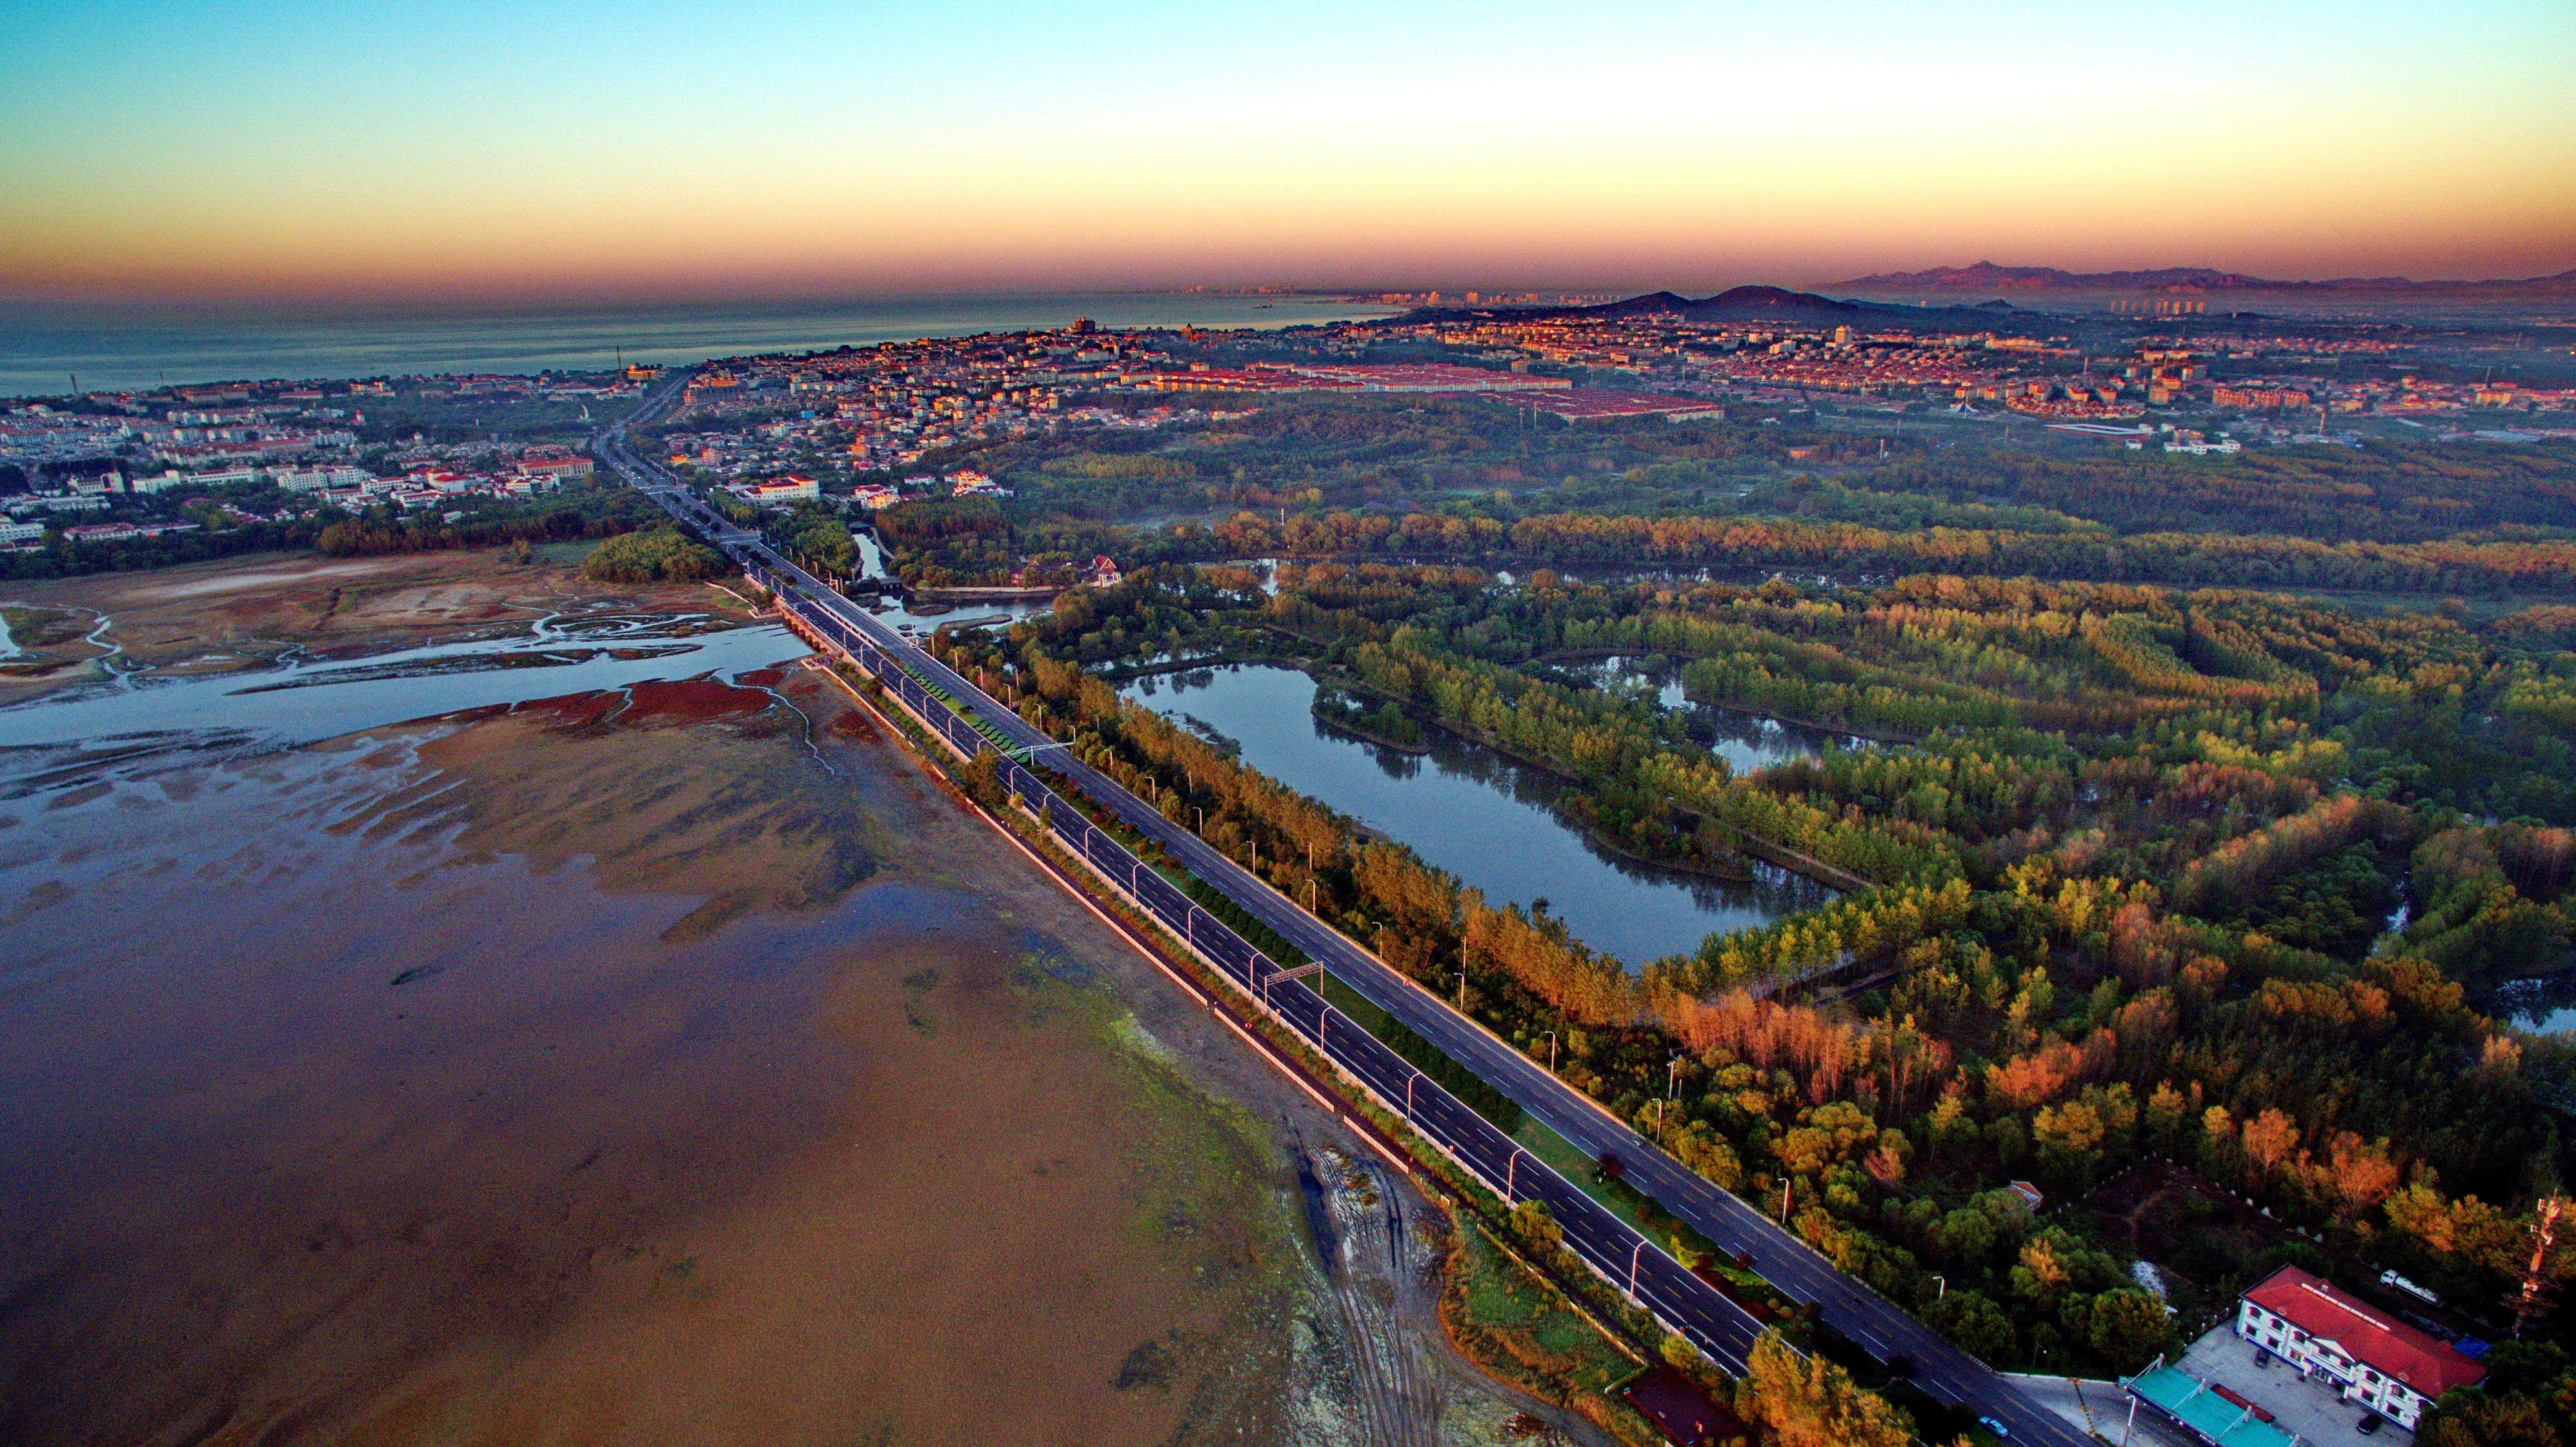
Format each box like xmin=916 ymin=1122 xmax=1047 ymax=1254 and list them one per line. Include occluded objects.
xmin=1404 ymin=1073 xmax=1416 ymax=1122
xmin=1628 ymin=1238 xmax=1646 ymax=1303
xmin=1539 ymin=1030 xmax=1558 ymax=1073
xmin=1456 ymin=971 xmax=1467 ymax=1010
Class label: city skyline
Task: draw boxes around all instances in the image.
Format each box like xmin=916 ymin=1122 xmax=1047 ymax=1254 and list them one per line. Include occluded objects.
xmin=6 ymin=0 xmax=2573 ymax=307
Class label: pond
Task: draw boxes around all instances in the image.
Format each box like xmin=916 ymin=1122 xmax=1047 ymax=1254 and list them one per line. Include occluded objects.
xmin=1120 ymin=663 xmax=1831 ymax=967
xmin=1572 ymin=653 xmax=1855 ymax=777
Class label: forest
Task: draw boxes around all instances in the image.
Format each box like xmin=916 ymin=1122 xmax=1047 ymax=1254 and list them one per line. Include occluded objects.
xmin=868 ymin=412 xmax=2576 ymax=1447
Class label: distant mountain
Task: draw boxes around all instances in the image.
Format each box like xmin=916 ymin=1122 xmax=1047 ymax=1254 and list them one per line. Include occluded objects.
xmin=1398 ymin=285 xmax=2024 ymax=331
xmin=1831 ymin=260 xmax=2576 ymax=296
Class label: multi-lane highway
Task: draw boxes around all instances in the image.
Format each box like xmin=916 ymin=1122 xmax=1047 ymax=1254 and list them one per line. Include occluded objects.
xmin=592 ymin=381 xmax=2093 ymax=1445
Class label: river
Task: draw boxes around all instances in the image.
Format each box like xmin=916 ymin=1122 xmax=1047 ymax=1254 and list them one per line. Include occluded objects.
xmin=0 ymin=607 xmax=807 ymax=751
xmin=1120 ymin=663 xmax=1831 ymax=967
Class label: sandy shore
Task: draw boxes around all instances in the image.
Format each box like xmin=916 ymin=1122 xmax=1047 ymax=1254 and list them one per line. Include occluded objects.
xmin=0 ymin=627 xmax=1585 ymax=1444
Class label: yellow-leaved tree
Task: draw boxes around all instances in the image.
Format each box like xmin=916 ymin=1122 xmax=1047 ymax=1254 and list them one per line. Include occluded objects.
xmin=1738 ymin=1330 xmax=1917 ymax=1447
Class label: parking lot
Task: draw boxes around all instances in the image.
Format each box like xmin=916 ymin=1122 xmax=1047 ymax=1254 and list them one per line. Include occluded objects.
xmin=2177 ymin=1325 xmax=2401 ymax=1447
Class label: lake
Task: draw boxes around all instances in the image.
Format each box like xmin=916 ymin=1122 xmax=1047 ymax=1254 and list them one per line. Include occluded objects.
xmin=1120 ymin=663 xmax=1831 ymax=967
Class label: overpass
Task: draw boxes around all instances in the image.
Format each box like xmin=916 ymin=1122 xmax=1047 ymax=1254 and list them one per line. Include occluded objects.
xmin=591 ymin=381 xmax=2094 ymax=1446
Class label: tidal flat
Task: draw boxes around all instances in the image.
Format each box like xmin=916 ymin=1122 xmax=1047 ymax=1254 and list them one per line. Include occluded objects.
xmin=0 ymin=571 xmax=1587 ymax=1447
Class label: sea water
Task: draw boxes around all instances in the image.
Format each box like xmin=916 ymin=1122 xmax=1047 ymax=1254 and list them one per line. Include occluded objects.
xmin=0 ymin=291 xmax=1400 ymax=397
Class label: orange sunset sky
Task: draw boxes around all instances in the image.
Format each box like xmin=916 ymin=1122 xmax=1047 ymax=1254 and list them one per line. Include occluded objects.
xmin=4 ymin=0 xmax=2571 ymax=305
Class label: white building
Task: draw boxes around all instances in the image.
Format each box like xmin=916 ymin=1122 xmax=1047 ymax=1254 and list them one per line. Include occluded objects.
xmin=272 ymin=465 xmax=374 ymax=493
xmin=2235 ymin=1266 xmax=2484 ymax=1429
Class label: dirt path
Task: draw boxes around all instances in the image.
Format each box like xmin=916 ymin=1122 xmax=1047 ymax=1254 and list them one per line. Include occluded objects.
xmin=1292 ymin=1132 xmax=1616 ymax=1447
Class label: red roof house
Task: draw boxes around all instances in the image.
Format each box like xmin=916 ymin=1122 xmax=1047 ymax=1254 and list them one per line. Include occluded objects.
xmin=2235 ymin=1266 xmax=2483 ymax=1426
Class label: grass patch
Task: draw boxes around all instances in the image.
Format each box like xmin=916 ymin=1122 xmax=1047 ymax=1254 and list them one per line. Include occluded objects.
xmin=1440 ymin=1219 xmax=1662 ymax=1445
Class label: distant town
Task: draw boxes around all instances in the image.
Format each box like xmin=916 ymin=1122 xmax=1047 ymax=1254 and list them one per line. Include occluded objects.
xmin=12 ymin=284 xmax=2568 ymax=565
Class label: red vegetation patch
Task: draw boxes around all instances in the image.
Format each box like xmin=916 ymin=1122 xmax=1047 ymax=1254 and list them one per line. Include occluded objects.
xmin=734 ymin=667 xmax=787 ymax=688
xmin=1620 ymin=1366 xmax=1744 ymax=1446
xmin=512 ymin=691 xmax=625 ymax=729
xmin=618 ymin=676 xmax=774 ymax=722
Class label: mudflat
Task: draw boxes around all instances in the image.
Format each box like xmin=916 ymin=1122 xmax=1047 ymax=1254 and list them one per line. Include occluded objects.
xmin=0 ymin=547 xmax=753 ymax=688
xmin=0 ymin=627 xmax=1569 ymax=1445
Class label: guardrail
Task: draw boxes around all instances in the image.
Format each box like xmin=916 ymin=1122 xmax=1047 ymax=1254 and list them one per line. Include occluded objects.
xmin=736 ymin=554 xmax=1764 ymax=1373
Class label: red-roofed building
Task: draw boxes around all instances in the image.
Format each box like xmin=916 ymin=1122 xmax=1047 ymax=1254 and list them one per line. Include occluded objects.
xmin=2236 ymin=1266 xmax=2483 ymax=1427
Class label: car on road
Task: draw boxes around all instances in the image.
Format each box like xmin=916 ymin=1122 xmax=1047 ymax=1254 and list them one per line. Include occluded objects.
xmin=2359 ymin=1415 xmax=2383 ymax=1435
xmin=1979 ymin=1417 xmax=2011 ymax=1439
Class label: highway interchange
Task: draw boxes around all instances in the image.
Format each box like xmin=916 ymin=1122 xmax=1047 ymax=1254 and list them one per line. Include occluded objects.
xmin=594 ymin=376 xmax=2099 ymax=1447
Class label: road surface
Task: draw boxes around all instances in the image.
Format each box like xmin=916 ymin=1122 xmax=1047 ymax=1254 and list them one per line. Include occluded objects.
xmin=590 ymin=379 xmax=2098 ymax=1447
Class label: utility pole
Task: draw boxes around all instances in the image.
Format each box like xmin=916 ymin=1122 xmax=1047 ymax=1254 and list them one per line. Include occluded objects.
xmin=2513 ymin=1196 xmax=2564 ymax=1335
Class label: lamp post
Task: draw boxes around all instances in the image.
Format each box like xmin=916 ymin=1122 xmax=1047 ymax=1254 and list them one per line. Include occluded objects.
xmin=1628 ymin=1238 xmax=1647 ymax=1304
xmin=1538 ymin=1030 xmax=1558 ymax=1073
xmin=1455 ymin=971 xmax=1468 ymax=1011
xmin=1931 ymin=1274 xmax=1946 ymax=1300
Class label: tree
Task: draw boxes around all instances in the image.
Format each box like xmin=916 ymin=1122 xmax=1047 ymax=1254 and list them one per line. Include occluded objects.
xmin=2013 ymin=1235 xmax=2071 ymax=1300
xmin=581 ymin=526 xmax=727 ymax=583
xmin=1740 ymin=1330 xmax=1916 ymax=1447
xmin=2086 ymin=1288 xmax=2174 ymax=1373
xmin=1930 ymin=1207 xmax=1998 ymax=1266
xmin=1927 ymin=1289 xmax=2017 ymax=1362
xmin=2421 ymin=1392 xmax=2562 ymax=1447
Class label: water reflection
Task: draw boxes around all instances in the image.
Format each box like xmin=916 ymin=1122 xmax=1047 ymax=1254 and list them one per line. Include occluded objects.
xmin=2494 ymin=975 xmax=2576 ymax=1035
xmin=1574 ymin=653 xmax=1853 ymax=777
xmin=1122 ymin=663 xmax=1829 ymax=967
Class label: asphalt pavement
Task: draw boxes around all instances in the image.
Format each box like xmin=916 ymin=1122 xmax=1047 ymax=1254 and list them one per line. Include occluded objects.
xmin=589 ymin=389 xmax=2098 ymax=1447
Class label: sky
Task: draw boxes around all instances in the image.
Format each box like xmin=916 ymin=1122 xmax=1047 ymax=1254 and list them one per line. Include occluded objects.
xmin=3 ymin=0 xmax=2572 ymax=307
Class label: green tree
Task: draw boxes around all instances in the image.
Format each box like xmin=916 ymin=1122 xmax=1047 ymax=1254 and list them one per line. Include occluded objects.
xmin=2085 ymin=1288 xmax=2174 ymax=1373
xmin=2421 ymin=1393 xmax=2562 ymax=1447
xmin=1927 ymin=1289 xmax=2017 ymax=1362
